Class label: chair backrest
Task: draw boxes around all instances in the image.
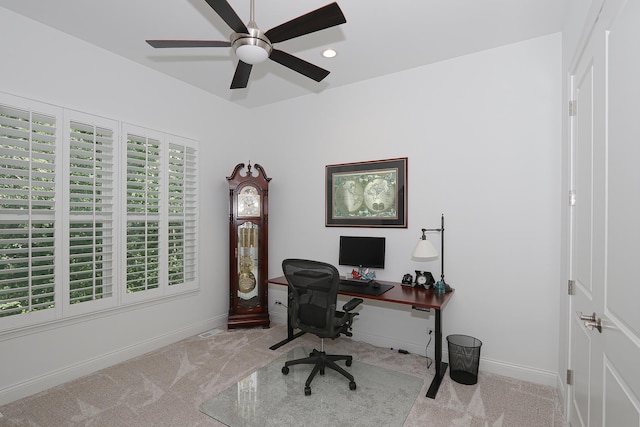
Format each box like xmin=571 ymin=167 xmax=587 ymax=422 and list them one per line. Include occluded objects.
xmin=282 ymin=259 xmax=341 ymax=338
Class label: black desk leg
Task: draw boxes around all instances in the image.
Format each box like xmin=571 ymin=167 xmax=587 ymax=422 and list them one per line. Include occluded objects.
xmin=426 ymin=308 xmax=448 ymax=398
xmin=269 ymin=309 xmax=306 ymax=350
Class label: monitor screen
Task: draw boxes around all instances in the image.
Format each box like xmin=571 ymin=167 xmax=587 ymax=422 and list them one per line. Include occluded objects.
xmin=338 ymin=236 xmax=386 ymax=269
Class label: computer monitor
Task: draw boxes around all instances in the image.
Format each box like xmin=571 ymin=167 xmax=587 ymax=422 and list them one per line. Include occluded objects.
xmin=338 ymin=236 xmax=386 ymax=269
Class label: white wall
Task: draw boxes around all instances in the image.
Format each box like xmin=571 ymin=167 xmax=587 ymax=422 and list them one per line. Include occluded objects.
xmin=253 ymin=33 xmax=563 ymax=385
xmin=0 ymin=9 xmax=243 ymax=405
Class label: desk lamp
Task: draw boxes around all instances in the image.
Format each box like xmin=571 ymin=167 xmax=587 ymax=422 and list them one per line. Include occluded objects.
xmin=412 ymin=214 xmax=453 ymax=294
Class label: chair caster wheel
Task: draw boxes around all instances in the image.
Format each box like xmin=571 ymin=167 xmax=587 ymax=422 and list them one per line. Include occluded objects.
xmin=305 ymin=386 xmax=311 ymax=396
xmin=346 ymin=359 xmax=352 ymax=367
xmin=349 ymin=381 xmax=357 ymax=391
xmin=282 ymin=366 xmax=289 ymax=375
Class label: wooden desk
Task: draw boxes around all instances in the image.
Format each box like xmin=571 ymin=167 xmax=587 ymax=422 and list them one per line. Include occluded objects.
xmin=267 ymin=276 xmax=454 ymax=399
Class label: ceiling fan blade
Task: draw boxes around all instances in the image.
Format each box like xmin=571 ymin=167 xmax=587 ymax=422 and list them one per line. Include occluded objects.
xmin=146 ymin=40 xmax=231 ymax=48
xmin=203 ymin=0 xmax=248 ymax=34
xmin=230 ymin=61 xmax=253 ymax=89
xmin=269 ymin=49 xmax=330 ymax=82
xmin=264 ymin=2 xmax=346 ymax=44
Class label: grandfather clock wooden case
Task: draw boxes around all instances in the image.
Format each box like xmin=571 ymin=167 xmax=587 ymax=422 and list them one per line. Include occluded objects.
xmin=227 ymin=163 xmax=270 ymax=329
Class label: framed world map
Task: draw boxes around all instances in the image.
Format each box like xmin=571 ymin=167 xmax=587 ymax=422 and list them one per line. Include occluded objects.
xmin=325 ymin=157 xmax=407 ymax=228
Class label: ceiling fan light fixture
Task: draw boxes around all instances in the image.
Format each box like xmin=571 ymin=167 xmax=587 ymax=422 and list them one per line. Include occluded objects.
xmin=231 ymin=29 xmax=272 ymax=65
xmin=236 ymin=44 xmax=269 ymax=64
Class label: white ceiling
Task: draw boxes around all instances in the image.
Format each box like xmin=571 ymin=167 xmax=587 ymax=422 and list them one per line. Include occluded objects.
xmin=1 ymin=0 xmax=569 ymax=109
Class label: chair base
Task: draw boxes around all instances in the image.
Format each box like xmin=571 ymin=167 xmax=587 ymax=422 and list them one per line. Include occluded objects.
xmin=282 ymin=348 xmax=357 ymax=395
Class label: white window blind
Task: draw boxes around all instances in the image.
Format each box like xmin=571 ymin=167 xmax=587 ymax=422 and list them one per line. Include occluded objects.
xmin=68 ymin=120 xmax=115 ymax=304
xmin=0 ymin=103 xmax=57 ymax=318
xmin=168 ymin=142 xmax=197 ymax=286
xmin=125 ymin=133 xmax=161 ymax=294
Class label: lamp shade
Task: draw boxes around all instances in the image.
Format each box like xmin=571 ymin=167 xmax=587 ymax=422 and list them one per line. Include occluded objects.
xmin=412 ymin=238 xmax=438 ymax=261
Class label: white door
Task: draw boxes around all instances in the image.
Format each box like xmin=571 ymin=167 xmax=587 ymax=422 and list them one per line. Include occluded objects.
xmin=569 ymin=11 xmax=606 ymax=425
xmin=568 ymin=0 xmax=640 ymax=425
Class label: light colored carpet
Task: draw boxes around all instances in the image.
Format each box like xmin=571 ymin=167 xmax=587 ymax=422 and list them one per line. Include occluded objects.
xmin=200 ymin=346 xmax=423 ymax=426
xmin=0 ymin=325 xmax=568 ymax=426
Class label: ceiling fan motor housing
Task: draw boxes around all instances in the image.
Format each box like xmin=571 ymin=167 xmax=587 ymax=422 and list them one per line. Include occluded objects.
xmin=231 ymin=27 xmax=272 ymax=64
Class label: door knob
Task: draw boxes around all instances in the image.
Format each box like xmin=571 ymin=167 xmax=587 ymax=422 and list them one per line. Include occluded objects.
xmin=577 ymin=311 xmax=596 ymax=322
xmin=577 ymin=311 xmax=603 ymax=333
xmin=584 ymin=318 xmax=603 ymax=333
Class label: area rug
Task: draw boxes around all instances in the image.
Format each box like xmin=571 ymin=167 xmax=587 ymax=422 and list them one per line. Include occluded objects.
xmin=200 ymin=346 xmax=423 ymax=427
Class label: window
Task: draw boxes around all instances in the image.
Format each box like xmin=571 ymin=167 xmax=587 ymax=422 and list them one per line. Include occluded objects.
xmin=0 ymin=101 xmax=59 ymax=322
xmin=125 ymin=132 xmax=161 ymax=295
xmin=0 ymin=94 xmax=199 ymax=330
xmin=68 ymin=119 xmax=115 ymax=306
xmin=168 ymin=143 xmax=197 ymax=287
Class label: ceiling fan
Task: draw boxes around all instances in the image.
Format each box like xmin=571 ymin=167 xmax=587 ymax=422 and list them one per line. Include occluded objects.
xmin=146 ymin=0 xmax=346 ymax=89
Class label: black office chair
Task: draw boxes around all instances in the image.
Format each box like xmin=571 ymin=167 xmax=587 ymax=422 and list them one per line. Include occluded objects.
xmin=281 ymin=259 xmax=363 ymax=396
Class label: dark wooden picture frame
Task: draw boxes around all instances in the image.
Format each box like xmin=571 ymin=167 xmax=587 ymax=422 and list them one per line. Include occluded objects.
xmin=325 ymin=157 xmax=407 ymax=228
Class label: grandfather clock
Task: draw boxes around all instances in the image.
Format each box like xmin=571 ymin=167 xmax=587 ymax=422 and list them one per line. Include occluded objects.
xmin=227 ymin=162 xmax=271 ymax=329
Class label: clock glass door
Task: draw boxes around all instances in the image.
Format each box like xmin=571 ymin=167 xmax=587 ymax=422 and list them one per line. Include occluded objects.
xmin=237 ymin=221 xmax=259 ymax=307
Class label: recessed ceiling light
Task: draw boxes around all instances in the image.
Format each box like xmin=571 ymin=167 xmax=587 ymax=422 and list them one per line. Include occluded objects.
xmin=322 ymin=49 xmax=337 ymax=58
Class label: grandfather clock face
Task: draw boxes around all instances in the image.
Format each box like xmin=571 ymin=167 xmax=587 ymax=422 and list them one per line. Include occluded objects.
xmin=238 ymin=186 xmax=260 ymax=218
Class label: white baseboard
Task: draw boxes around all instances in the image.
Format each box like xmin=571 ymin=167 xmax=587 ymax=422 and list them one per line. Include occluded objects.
xmin=475 ymin=357 xmax=558 ymax=387
xmin=0 ymin=316 xmax=226 ymax=406
xmin=269 ymin=311 xmax=288 ymax=326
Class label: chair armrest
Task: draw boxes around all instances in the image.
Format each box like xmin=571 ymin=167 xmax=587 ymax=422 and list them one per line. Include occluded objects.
xmin=342 ymin=298 xmax=363 ymax=312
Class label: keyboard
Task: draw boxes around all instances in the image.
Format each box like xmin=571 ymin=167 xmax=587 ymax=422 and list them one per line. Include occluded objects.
xmin=339 ymin=278 xmax=372 ymax=286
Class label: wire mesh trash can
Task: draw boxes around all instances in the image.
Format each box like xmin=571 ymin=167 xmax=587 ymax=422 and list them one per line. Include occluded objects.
xmin=447 ymin=334 xmax=482 ymax=385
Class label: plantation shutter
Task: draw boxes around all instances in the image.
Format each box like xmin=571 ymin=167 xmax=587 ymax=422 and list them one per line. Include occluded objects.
xmin=125 ymin=133 xmax=161 ymax=293
xmin=68 ymin=120 xmax=115 ymax=304
xmin=0 ymin=104 xmax=57 ymax=317
xmin=167 ymin=142 xmax=197 ymax=286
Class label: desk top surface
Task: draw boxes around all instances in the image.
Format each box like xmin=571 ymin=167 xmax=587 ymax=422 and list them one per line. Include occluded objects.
xmin=267 ymin=276 xmax=454 ymax=310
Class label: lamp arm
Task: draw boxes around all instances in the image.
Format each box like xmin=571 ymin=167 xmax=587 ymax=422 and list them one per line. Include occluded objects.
xmin=419 ymin=215 xmax=446 ymax=281
xmin=440 ymin=214 xmax=445 ymax=283
xmin=417 ymin=215 xmax=450 ymax=290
